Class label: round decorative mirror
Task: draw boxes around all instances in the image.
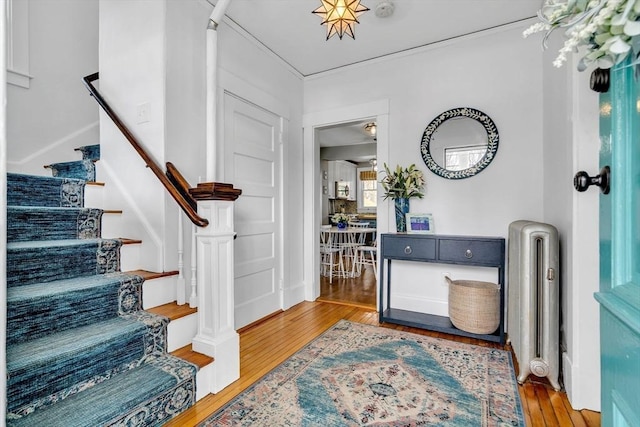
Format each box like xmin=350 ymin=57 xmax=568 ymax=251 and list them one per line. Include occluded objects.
xmin=420 ymin=107 xmax=499 ymax=179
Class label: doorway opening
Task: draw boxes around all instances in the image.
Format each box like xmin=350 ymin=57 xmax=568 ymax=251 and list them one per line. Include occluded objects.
xmin=317 ymin=119 xmax=377 ymax=309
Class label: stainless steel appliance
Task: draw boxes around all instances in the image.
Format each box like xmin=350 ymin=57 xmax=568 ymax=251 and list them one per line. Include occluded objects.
xmin=335 ymin=181 xmax=351 ymax=199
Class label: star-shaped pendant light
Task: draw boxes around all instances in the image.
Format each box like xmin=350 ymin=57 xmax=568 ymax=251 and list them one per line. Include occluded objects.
xmin=312 ymin=0 xmax=369 ymax=40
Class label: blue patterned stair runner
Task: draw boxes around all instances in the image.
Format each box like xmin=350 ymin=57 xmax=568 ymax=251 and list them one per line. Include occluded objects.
xmin=7 ymin=173 xmax=85 ymax=207
xmin=7 ymin=206 xmax=103 ymax=241
xmin=44 ymin=159 xmax=96 ymax=181
xmin=74 ymin=144 xmax=100 ymax=161
xmin=5 ymin=146 xmax=197 ymax=426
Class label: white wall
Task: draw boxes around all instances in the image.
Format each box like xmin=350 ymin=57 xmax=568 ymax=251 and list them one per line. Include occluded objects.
xmin=216 ymin=17 xmax=305 ymax=309
xmin=305 ymin=24 xmax=544 ymax=315
xmin=542 ymin=33 xmax=600 ymax=410
xmin=99 ymin=0 xmax=168 ymax=272
xmin=304 ymin=22 xmax=600 ymax=411
xmin=99 ymin=0 xmax=305 ymax=306
xmin=1 ymin=2 xmax=9 ymax=423
xmin=7 ymin=0 xmax=98 ymax=174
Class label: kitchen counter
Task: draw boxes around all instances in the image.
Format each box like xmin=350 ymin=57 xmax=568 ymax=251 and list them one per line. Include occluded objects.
xmin=356 ymin=214 xmax=377 ymax=220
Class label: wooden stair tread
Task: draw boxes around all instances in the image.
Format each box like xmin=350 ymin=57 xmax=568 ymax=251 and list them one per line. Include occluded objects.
xmin=120 ymin=238 xmax=142 ymax=245
xmin=146 ymin=302 xmax=197 ymax=321
xmin=128 ymin=269 xmax=179 ymax=280
xmin=171 ymin=344 xmax=213 ymax=369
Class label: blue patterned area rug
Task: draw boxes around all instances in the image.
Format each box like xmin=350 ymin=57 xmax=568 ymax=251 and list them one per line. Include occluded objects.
xmin=201 ymin=320 xmax=524 ymax=426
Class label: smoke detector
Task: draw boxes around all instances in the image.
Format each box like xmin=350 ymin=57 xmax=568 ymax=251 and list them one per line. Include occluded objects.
xmin=375 ymin=1 xmax=395 ymax=18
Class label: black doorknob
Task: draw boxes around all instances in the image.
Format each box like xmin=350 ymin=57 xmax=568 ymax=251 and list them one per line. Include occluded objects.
xmin=573 ymin=166 xmax=610 ymax=194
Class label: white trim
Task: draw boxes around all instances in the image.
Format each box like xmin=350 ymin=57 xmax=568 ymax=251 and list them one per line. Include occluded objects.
xmin=205 ymin=2 xmax=534 ymax=81
xmin=219 ymin=68 xmax=290 ymax=119
xmin=7 ymin=68 xmax=32 ymax=88
xmin=304 ymin=18 xmax=537 ymax=80
xmin=303 ymin=100 xmax=390 ymax=302
xmin=221 ymin=17 xmax=303 ymax=80
xmin=6 ymin=0 xmax=31 ymax=88
xmin=1 ymin=0 xmax=9 ymax=423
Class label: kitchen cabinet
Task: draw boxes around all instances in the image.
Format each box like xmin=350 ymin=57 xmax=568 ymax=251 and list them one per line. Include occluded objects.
xmin=327 ymin=161 xmax=336 ymax=199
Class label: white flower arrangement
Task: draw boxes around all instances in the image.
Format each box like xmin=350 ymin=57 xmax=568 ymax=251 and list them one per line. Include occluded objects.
xmin=331 ymin=213 xmax=350 ymax=224
xmin=524 ymin=0 xmax=640 ymax=70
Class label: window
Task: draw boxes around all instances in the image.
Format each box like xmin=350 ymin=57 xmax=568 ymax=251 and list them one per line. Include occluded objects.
xmin=357 ymin=168 xmax=377 ymax=212
xmin=444 ymin=145 xmax=487 ymax=171
xmin=361 ymin=179 xmax=377 ymax=208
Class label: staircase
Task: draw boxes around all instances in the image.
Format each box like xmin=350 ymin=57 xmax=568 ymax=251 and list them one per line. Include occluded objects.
xmin=6 ymin=145 xmax=208 ymax=426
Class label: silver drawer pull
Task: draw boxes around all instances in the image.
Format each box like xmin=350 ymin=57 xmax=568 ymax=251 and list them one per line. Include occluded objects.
xmin=404 ymin=246 xmax=412 ymax=254
xmin=465 ymin=249 xmax=473 ymax=258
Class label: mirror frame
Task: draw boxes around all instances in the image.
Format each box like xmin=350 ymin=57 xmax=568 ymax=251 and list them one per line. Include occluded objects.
xmin=419 ymin=107 xmax=499 ymax=179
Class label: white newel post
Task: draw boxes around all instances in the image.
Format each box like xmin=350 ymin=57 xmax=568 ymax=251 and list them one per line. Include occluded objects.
xmin=191 ymin=199 xmax=239 ymax=393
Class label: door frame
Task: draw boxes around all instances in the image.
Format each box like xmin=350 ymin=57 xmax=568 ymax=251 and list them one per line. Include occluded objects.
xmin=302 ymin=99 xmax=390 ymax=302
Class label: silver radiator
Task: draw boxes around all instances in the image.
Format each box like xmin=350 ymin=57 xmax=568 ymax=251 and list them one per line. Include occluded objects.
xmin=508 ymin=220 xmax=561 ymax=390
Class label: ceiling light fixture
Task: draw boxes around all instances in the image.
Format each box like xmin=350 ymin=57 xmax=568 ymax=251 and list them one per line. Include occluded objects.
xmin=364 ymin=122 xmax=377 ymax=136
xmin=312 ymin=0 xmax=370 ymax=40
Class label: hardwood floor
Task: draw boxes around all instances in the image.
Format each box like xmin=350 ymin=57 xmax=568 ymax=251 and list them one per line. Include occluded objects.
xmin=165 ymin=299 xmax=600 ymax=427
xmin=317 ymin=263 xmax=377 ymax=309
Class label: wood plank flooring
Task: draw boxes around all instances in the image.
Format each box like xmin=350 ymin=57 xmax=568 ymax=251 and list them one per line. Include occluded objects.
xmin=316 ymin=263 xmax=377 ymax=309
xmin=165 ymin=299 xmax=600 ymax=426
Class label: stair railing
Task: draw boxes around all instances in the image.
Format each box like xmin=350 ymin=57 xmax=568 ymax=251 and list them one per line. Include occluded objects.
xmin=82 ymin=72 xmax=209 ymax=227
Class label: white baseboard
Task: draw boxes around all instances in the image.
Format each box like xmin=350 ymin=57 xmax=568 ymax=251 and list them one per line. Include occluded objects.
xmin=562 ymin=351 xmax=601 ymax=411
xmin=391 ymin=293 xmax=449 ymax=317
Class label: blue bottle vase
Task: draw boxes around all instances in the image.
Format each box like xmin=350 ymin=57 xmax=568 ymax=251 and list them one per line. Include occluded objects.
xmin=394 ymin=198 xmax=410 ymax=232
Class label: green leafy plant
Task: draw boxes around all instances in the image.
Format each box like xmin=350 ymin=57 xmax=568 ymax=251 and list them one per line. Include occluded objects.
xmin=380 ymin=163 xmax=426 ymax=200
xmin=524 ymin=0 xmax=640 ymax=70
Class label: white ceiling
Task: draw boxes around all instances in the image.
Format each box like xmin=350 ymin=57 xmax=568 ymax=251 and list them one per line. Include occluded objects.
xmin=222 ymin=0 xmax=541 ymax=77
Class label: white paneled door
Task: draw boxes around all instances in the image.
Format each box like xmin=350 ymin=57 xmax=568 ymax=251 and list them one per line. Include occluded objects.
xmin=224 ymin=92 xmax=282 ymax=329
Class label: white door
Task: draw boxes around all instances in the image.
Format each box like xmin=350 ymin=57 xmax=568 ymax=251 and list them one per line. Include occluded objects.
xmin=224 ymin=92 xmax=282 ymax=329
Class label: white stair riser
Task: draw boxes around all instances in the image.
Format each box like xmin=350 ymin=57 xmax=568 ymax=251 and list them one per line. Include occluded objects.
xmin=120 ymin=244 xmax=141 ymax=272
xmin=142 ymin=276 xmax=177 ymax=309
xmin=196 ymin=363 xmax=214 ymax=401
xmin=167 ymin=313 xmax=198 ymax=352
xmin=101 ymin=212 xmax=122 ymax=239
xmin=84 ymin=184 xmax=104 ymax=209
xmin=94 ymin=162 xmax=104 ymax=183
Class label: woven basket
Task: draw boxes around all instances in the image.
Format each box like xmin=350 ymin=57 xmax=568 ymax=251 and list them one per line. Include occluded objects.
xmin=446 ymin=276 xmax=500 ymax=335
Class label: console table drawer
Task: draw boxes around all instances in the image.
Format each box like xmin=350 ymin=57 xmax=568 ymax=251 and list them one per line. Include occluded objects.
xmin=438 ymin=239 xmax=503 ymax=265
xmin=382 ymin=235 xmax=436 ymax=260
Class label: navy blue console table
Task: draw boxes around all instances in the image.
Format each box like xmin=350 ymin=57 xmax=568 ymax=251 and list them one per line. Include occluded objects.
xmin=378 ymin=233 xmax=506 ymax=343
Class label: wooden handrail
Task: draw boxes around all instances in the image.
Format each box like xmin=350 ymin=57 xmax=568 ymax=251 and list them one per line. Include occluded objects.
xmin=166 ymin=162 xmax=197 ymax=212
xmin=82 ymin=72 xmax=209 ymax=227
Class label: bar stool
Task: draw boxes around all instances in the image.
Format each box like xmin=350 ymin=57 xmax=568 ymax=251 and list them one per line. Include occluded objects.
xmin=354 ymin=243 xmax=378 ymax=280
